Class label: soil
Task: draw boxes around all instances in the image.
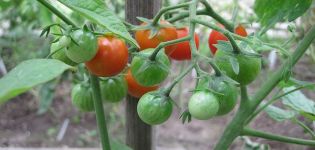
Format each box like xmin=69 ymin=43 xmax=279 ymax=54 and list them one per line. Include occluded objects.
xmin=1 ymin=56 xmax=315 ymax=150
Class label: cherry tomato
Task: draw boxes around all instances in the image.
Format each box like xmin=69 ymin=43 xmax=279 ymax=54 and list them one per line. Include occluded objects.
xmin=137 ymin=92 xmax=173 ymax=125
xmin=131 ymin=48 xmax=170 ymax=86
xmin=188 ymin=91 xmax=219 ymax=120
xmin=100 ymin=76 xmax=127 ymax=102
xmin=66 ymin=29 xmax=97 ymax=63
xmin=50 ymin=42 xmax=77 ymax=66
xmin=165 ymin=28 xmax=200 ymax=60
xmin=71 ymin=83 xmax=94 ymax=112
xmin=85 ymin=36 xmax=128 ymax=77
xmin=215 ymin=49 xmax=261 ymax=85
xmin=135 ymin=21 xmax=177 ymax=51
xmin=210 ymin=81 xmax=238 ymax=116
xmin=125 ymin=69 xmax=158 ymax=98
xmin=208 ymin=24 xmax=248 ymax=54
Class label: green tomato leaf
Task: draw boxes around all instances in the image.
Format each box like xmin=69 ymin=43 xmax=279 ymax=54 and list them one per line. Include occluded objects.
xmin=228 ymin=56 xmax=239 ymax=75
xmin=264 ymin=104 xmax=296 ymax=122
xmin=0 ymin=59 xmax=72 ymax=104
xmin=282 ymin=86 xmax=315 ymax=116
xmin=254 ymin=0 xmax=312 ymax=33
xmin=214 ymin=41 xmax=233 ymax=53
xmin=58 ymin=0 xmax=139 ymax=48
xmin=278 ymin=77 xmax=315 ymax=89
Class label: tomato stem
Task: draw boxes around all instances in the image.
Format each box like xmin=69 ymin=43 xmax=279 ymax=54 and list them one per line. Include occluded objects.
xmin=89 ymin=73 xmax=112 ymax=150
xmin=167 ymin=9 xmax=208 ymax=23
xmin=223 ymin=32 xmax=241 ymax=54
xmin=151 ymin=2 xmax=191 ymax=26
xmin=149 ymin=36 xmax=191 ymax=61
xmin=164 ymin=63 xmax=195 ymax=97
xmin=241 ymin=127 xmax=315 ymax=146
xmin=196 ymin=54 xmax=222 ymax=76
xmin=199 ymin=0 xmax=234 ymax=32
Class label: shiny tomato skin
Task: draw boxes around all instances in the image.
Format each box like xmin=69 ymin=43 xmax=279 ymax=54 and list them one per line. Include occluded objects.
xmin=85 ymin=36 xmax=128 ymax=77
xmin=208 ymin=24 xmax=248 ymax=54
xmin=135 ymin=21 xmax=177 ymax=51
xmin=125 ymin=69 xmax=158 ymax=98
xmin=188 ymin=91 xmax=219 ymax=120
xmin=100 ymin=76 xmax=127 ymax=103
xmin=165 ymin=28 xmax=200 ymax=60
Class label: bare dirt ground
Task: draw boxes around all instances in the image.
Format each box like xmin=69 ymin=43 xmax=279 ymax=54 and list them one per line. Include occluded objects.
xmin=0 ymin=56 xmax=315 ymax=150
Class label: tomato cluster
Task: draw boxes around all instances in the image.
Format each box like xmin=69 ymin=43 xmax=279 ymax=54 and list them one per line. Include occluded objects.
xmin=50 ymin=21 xmax=261 ymax=125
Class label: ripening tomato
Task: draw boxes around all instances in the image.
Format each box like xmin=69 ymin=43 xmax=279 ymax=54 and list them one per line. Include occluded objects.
xmin=71 ymin=83 xmax=94 ymax=112
xmin=85 ymin=36 xmax=128 ymax=77
xmin=66 ymin=29 xmax=97 ymax=63
xmin=137 ymin=92 xmax=173 ymax=125
xmin=125 ymin=69 xmax=158 ymax=98
xmin=208 ymin=24 xmax=248 ymax=54
xmin=135 ymin=21 xmax=177 ymax=51
xmin=188 ymin=91 xmax=219 ymax=120
xmin=165 ymin=28 xmax=200 ymax=60
xmin=215 ymin=49 xmax=261 ymax=85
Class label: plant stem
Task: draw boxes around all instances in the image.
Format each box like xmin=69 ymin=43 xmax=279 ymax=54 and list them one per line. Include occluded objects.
xmin=37 ymin=0 xmax=76 ymax=27
xmin=197 ymin=54 xmax=222 ymax=76
xmin=167 ymin=9 xmax=208 ymax=23
xmin=293 ymin=118 xmax=315 ymax=139
xmin=200 ymin=0 xmax=234 ymax=32
xmin=149 ymin=36 xmax=190 ymax=61
xmin=242 ymin=127 xmax=315 ymax=146
xmin=164 ymin=63 xmax=195 ymax=96
xmin=151 ymin=2 xmax=191 ymax=26
xmin=188 ymin=0 xmax=198 ymax=57
xmin=224 ymin=32 xmax=241 ymax=54
xmin=240 ymin=86 xmax=249 ymax=102
xmin=89 ymin=73 xmax=111 ymax=150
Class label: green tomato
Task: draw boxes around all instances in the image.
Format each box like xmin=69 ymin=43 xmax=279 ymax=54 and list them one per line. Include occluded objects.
xmin=210 ymin=81 xmax=238 ymax=116
xmin=66 ymin=29 xmax=97 ymax=63
xmin=188 ymin=91 xmax=219 ymax=120
xmin=131 ymin=48 xmax=170 ymax=86
xmin=100 ymin=76 xmax=127 ymax=102
xmin=50 ymin=42 xmax=77 ymax=66
xmin=215 ymin=50 xmax=261 ymax=85
xmin=71 ymin=83 xmax=94 ymax=112
xmin=137 ymin=92 xmax=173 ymax=125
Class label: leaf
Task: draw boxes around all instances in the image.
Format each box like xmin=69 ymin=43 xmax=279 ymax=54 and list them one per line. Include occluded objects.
xmin=264 ymin=104 xmax=295 ymax=122
xmin=254 ymin=0 xmax=312 ymax=32
xmin=111 ymin=139 xmax=132 ymax=150
xmin=37 ymin=79 xmax=59 ymax=115
xmin=282 ymin=86 xmax=315 ymax=116
xmin=214 ymin=41 xmax=233 ymax=52
xmin=58 ymin=0 xmax=139 ymax=48
xmin=179 ymin=110 xmax=192 ymax=124
xmin=228 ymin=56 xmax=239 ymax=75
xmin=0 ymin=59 xmax=72 ymax=104
xmin=278 ymin=77 xmax=315 ymax=89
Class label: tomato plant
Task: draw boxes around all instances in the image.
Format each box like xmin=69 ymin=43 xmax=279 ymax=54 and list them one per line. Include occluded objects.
xmin=164 ymin=27 xmax=200 ymax=60
xmin=130 ymin=48 xmax=170 ymax=86
xmin=208 ymin=24 xmax=248 ymax=54
xmin=135 ymin=21 xmax=177 ymax=51
xmin=85 ymin=36 xmax=128 ymax=77
xmin=71 ymin=83 xmax=94 ymax=112
xmin=50 ymin=41 xmax=77 ymax=66
xmin=125 ymin=69 xmax=158 ymax=98
xmin=100 ymin=76 xmax=127 ymax=102
xmin=66 ymin=29 xmax=98 ymax=63
xmin=137 ymin=91 xmax=173 ymax=125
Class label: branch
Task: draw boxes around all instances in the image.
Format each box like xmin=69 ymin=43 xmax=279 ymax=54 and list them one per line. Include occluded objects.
xmin=152 ymin=2 xmax=191 ymax=25
xmin=242 ymin=127 xmax=315 ymax=146
xmin=167 ymin=9 xmax=208 ymax=23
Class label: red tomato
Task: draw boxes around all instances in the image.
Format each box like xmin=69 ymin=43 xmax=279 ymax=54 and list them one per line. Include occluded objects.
xmin=125 ymin=69 xmax=158 ymax=98
xmin=165 ymin=28 xmax=200 ymax=60
xmin=135 ymin=21 xmax=177 ymax=51
xmin=85 ymin=36 xmax=128 ymax=77
xmin=208 ymin=24 xmax=248 ymax=54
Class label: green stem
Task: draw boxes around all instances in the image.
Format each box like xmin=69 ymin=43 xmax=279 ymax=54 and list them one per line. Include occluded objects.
xmin=188 ymin=0 xmax=198 ymax=57
xmin=89 ymin=74 xmax=111 ymax=150
xmin=293 ymin=118 xmax=315 ymax=139
xmin=149 ymin=36 xmax=190 ymax=61
xmin=240 ymin=86 xmax=249 ymax=102
xmin=200 ymin=0 xmax=234 ymax=32
xmin=164 ymin=63 xmax=195 ymax=96
xmin=197 ymin=54 xmax=222 ymax=76
xmin=151 ymin=2 xmax=191 ymax=25
xmin=37 ymin=0 xmax=76 ymax=27
xmin=167 ymin=9 xmax=208 ymax=23
xmin=242 ymin=127 xmax=315 ymax=146
xmin=224 ymin=32 xmax=241 ymax=54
